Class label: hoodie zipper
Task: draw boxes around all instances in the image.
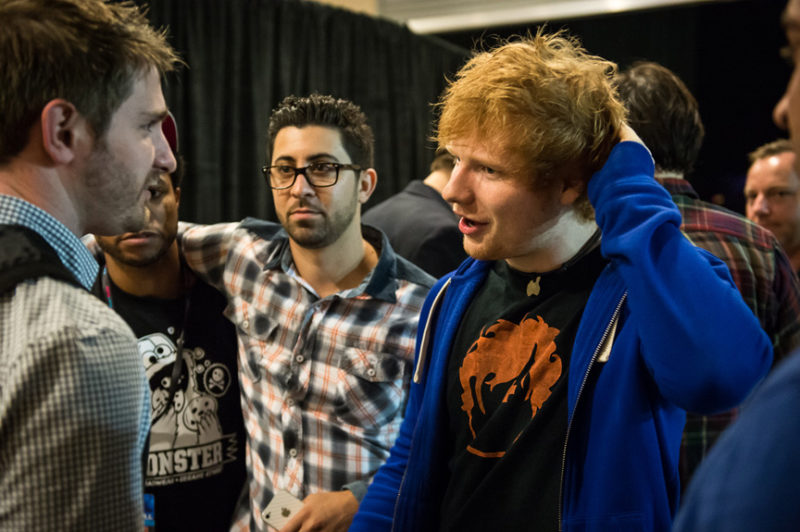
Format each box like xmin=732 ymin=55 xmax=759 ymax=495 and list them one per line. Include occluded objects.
xmin=392 ymin=278 xmax=451 ymax=531
xmin=413 ymin=279 xmax=451 ymax=384
xmin=557 ymin=292 xmax=627 ymax=531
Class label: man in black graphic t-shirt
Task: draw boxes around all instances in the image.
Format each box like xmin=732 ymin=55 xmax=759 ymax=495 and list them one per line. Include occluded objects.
xmin=352 ymin=30 xmax=771 ymax=532
xmin=91 ymin=115 xmax=246 ymax=531
xmin=441 ymin=235 xmax=606 ymax=530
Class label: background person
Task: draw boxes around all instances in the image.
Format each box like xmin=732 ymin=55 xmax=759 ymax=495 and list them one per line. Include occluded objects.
xmin=674 ymin=2 xmax=800 ymax=529
xmin=364 ymin=149 xmax=467 ymax=277
xmin=745 ymin=139 xmax=800 ymax=275
xmin=614 ymin=61 xmax=800 ymax=488
xmin=92 ymin=115 xmax=246 ymax=531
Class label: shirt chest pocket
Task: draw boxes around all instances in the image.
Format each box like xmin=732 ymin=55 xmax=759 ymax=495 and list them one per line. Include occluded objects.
xmin=230 ymin=302 xmax=283 ymax=384
xmin=333 ymin=346 xmax=410 ymax=430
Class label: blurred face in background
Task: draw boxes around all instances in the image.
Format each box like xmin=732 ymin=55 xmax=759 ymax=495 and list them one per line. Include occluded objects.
xmin=745 ymin=151 xmax=800 ymax=253
xmin=96 ymin=173 xmax=180 ymax=267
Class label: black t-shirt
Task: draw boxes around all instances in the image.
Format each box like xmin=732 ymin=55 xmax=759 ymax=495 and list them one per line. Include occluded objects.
xmin=439 ymin=243 xmax=606 ymax=532
xmin=99 ymin=273 xmax=247 ymax=532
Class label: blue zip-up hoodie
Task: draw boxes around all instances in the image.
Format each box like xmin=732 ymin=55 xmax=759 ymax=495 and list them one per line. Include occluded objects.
xmin=350 ymin=142 xmax=772 ymax=532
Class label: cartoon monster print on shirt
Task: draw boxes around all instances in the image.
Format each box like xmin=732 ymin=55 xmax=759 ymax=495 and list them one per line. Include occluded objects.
xmin=458 ymin=315 xmax=563 ymax=458
xmin=140 ymin=333 xmax=184 ymax=451
xmin=138 ymin=333 xmax=237 ymax=485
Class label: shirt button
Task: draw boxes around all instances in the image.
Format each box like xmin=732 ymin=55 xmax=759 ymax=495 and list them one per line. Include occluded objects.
xmin=366 ymin=368 xmax=376 ymax=378
xmin=286 ymin=398 xmax=295 ymax=407
xmin=242 ymin=319 xmax=250 ymax=330
xmin=295 ymin=355 xmax=305 ymax=364
xmin=289 ymin=448 xmax=298 ymax=458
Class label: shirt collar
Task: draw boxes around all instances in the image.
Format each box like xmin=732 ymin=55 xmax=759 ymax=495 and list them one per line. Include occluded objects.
xmin=0 ymin=195 xmax=98 ymax=290
xmin=654 ymin=173 xmax=699 ymax=199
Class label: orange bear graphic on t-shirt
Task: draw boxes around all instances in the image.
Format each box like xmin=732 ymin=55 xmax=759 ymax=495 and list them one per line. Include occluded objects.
xmin=459 ymin=315 xmax=562 ymax=457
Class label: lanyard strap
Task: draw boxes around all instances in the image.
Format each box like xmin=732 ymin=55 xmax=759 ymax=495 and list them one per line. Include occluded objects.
xmin=101 ymin=265 xmax=191 ymax=410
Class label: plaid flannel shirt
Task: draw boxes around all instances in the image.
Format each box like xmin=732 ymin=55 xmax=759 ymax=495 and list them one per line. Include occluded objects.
xmin=657 ymin=177 xmax=800 ymax=489
xmin=181 ymin=219 xmax=433 ymax=531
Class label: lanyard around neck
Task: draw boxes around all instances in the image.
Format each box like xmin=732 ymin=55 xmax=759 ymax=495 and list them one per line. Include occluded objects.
xmin=101 ymin=265 xmax=191 ymax=409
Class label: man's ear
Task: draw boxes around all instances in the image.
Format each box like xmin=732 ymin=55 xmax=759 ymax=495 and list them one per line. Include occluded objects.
xmin=40 ymin=99 xmax=90 ymax=165
xmin=560 ymin=179 xmax=585 ymax=206
xmin=557 ymin=161 xmax=587 ymax=206
xmin=174 ymin=185 xmax=182 ymax=206
xmin=358 ymin=168 xmax=378 ymax=204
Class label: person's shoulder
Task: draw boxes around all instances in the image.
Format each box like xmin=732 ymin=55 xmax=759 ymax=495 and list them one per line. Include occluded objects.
xmin=9 ymin=274 xmax=91 ymax=306
xmin=674 ymin=350 xmax=800 ymax=532
xmin=5 ymin=277 xmax=137 ymax=352
xmin=678 ymin=197 xmax=777 ymax=252
xmin=364 ymin=182 xmax=448 ymax=221
xmin=239 ymin=217 xmax=285 ymax=240
xmin=183 ymin=219 xmax=285 ymax=258
xmin=362 ymin=195 xmax=406 ymax=226
xmin=412 ymin=222 xmax=464 ymax=249
xmin=370 ymin=195 xmax=452 ymax=221
xmin=182 ymin=220 xmax=245 ymax=247
xmin=34 ymin=277 xmax=130 ymax=327
xmin=755 ymin=350 xmax=800 ymax=401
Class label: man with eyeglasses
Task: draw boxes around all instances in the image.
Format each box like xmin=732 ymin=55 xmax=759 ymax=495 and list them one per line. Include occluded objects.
xmin=181 ymin=93 xmax=434 ymax=532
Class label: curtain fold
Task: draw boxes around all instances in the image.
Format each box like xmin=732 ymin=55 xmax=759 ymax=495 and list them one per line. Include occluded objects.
xmin=141 ymin=0 xmax=468 ymax=223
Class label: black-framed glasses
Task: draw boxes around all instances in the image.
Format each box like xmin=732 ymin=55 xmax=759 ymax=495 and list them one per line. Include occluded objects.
xmin=261 ymin=162 xmax=362 ymax=190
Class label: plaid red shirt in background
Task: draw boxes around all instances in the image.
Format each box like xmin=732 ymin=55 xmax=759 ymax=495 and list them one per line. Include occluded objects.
xmin=181 ymin=219 xmax=433 ymax=531
xmin=658 ymin=176 xmax=800 ymax=489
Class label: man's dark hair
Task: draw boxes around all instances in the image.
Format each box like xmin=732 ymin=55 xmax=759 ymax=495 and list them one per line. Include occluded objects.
xmin=614 ymin=61 xmax=705 ymax=174
xmin=267 ymin=93 xmax=374 ymax=169
xmin=0 ymin=0 xmax=181 ymax=164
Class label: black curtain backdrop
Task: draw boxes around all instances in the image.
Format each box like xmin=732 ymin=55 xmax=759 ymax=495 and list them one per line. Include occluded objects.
xmin=139 ymin=0 xmax=785 ymax=220
xmin=139 ymin=0 xmax=468 ymax=223
xmin=436 ymin=0 xmax=789 ymax=214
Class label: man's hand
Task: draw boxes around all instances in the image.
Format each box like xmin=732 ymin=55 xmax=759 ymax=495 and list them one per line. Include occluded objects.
xmin=619 ymin=122 xmax=644 ymax=145
xmin=278 ymin=490 xmax=359 ymax=532
xmin=619 ymin=123 xmax=654 ymax=165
